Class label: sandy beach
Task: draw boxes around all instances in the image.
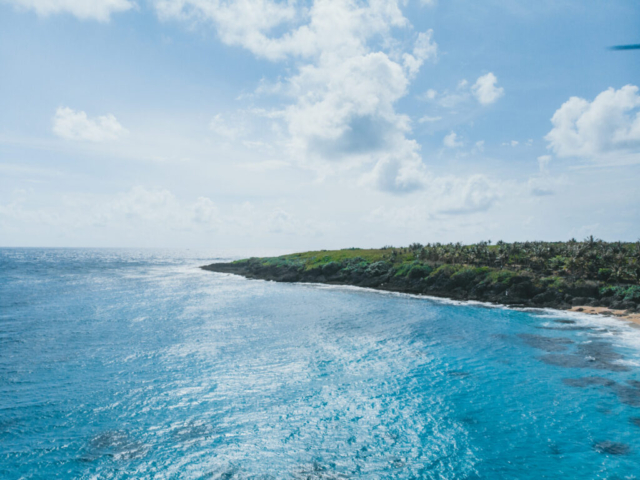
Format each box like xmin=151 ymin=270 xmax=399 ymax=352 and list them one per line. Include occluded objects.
xmin=570 ymin=306 xmax=640 ymax=326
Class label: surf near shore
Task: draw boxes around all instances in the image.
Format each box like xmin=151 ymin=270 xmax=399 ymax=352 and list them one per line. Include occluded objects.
xmin=201 ymin=244 xmax=640 ymax=324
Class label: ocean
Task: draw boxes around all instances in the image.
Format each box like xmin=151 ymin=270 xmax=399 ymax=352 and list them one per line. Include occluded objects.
xmin=1 ymin=248 xmax=640 ymax=479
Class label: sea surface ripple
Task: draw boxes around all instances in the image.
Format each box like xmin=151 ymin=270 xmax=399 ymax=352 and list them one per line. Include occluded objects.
xmin=1 ymin=248 xmax=640 ymax=479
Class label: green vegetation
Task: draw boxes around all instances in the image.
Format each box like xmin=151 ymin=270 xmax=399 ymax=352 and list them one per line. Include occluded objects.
xmin=204 ymin=238 xmax=640 ymax=312
xmin=244 ymin=237 xmax=640 ymax=288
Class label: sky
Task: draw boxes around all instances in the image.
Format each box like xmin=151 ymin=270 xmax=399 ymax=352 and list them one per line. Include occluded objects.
xmin=1 ymin=0 xmax=639 ymax=252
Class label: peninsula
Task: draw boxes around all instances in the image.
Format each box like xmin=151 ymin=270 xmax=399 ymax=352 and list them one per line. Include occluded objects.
xmin=202 ymin=239 xmax=640 ymax=323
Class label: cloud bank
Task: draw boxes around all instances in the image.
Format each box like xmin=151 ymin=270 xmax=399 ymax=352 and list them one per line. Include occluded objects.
xmin=155 ymin=0 xmax=438 ymax=193
xmin=4 ymin=0 xmax=134 ymax=21
xmin=0 ymin=186 xmax=324 ymax=240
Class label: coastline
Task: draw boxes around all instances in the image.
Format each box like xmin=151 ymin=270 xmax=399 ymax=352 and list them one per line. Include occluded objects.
xmin=201 ymin=257 xmax=640 ymax=326
xmin=569 ymin=306 xmax=640 ymax=326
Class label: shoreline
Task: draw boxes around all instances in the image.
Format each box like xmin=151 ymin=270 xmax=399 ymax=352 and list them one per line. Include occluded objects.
xmin=569 ymin=306 xmax=640 ymax=326
xmin=202 ymin=261 xmax=640 ymax=327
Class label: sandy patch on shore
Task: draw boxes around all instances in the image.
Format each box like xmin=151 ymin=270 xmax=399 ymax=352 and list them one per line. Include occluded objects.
xmin=571 ymin=306 xmax=640 ymax=326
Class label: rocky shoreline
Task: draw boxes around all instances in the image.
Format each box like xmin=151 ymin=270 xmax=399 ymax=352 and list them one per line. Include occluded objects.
xmin=202 ymin=258 xmax=640 ymax=322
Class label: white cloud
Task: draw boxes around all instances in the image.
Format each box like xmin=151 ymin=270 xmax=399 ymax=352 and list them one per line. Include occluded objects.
xmin=537 ymin=154 xmax=551 ymax=173
xmin=545 ymin=85 xmax=640 ymax=163
xmin=421 ymin=73 xmax=502 ymax=109
xmin=438 ymin=175 xmax=500 ymax=214
xmin=425 ymin=81 xmax=470 ymax=109
xmin=502 ymin=140 xmax=518 ymax=147
xmin=403 ymin=30 xmax=438 ymax=77
xmin=471 ymin=72 xmax=504 ymax=105
xmin=284 ymin=51 xmax=411 ymax=154
xmin=154 ymin=0 xmax=298 ymax=61
xmin=436 ymin=91 xmax=469 ymax=109
xmin=418 ymin=115 xmax=442 ymax=123
xmin=443 ymin=131 xmax=462 ymax=148
xmin=108 ymin=186 xmax=188 ymax=226
xmin=362 ymin=141 xmax=429 ymax=194
xmin=0 ymin=185 xmax=326 ymax=239
xmin=53 ymin=107 xmax=128 ymax=142
xmin=154 ymin=0 xmax=412 ymax=62
xmin=209 ymin=114 xmax=243 ymax=139
xmin=5 ymin=0 xmax=134 ymax=21
xmin=367 ymin=174 xmax=501 ymax=221
xmin=190 ymin=196 xmax=220 ymax=227
xmin=0 ymin=186 xmax=204 ymax=230
xmin=527 ymin=156 xmax=563 ymax=196
xmin=526 ymin=171 xmax=566 ymax=197
xmin=420 ymin=88 xmax=437 ymax=101
xmin=155 ymin=0 xmax=437 ymax=194
xmin=527 ymin=176 xmax=555 ymax=197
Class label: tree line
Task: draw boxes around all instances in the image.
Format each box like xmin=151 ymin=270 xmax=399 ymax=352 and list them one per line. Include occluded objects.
xmin=383 ymin=237 xmax=640 ymax=284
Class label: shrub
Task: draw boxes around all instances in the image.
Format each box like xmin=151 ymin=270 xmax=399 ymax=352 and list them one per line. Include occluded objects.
xmin=408 ymin=264 xmax=432 ymax=279
xmin=433 ymin=264 xmax=459 ymax=278
xmin=366 ymin=261 xmax=391 ymax=276
xmin=598 ymin=268 xmax=612 ymax=281
xmin=394 ymin=263 xmax=412 ymax=277
xmin=488 ymin=270 xmax=515 ymax=286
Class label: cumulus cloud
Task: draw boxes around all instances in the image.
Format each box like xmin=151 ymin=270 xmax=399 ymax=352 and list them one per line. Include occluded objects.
xmin=438 ymin=175 xmax=500 ymax=214
xmin=53 ymin=107 xmax=128 ymax=142
xmin=545 ymin=85 xmax=640 ymax=163
xmin=4 ymin=0 xmax=134 ymax=21
xmin=362 ymin=141 xmax=429 ymax=194
xmin=443 ymin=131 xmax=462 ymax=148
xmin=471 ymin=72 xmax=504 ymax=105
xmin=154 ymin=0 xmax=438 ymax=194
xmin=421 ymin=72 xmax=503 ymax=110
xmin=367 ymin=173 xmax=501 ymax=223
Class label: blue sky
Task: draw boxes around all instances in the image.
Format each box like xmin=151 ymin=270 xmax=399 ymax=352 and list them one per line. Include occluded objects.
xmin=1 ymin=0 xmax=639 ymax=251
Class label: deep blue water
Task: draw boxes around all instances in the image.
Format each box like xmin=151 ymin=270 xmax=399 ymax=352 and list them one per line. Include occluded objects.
xmin=1 ymin=249 xmax=640 ymax=479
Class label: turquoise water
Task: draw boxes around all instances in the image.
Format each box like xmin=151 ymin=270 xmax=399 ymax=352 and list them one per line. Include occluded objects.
xmin=1 ymin=249 xmax=640 ymax=479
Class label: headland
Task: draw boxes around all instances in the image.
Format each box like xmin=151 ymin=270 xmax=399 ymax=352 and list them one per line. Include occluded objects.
xmin=202 ymin=241 xmax=640 ymax=324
